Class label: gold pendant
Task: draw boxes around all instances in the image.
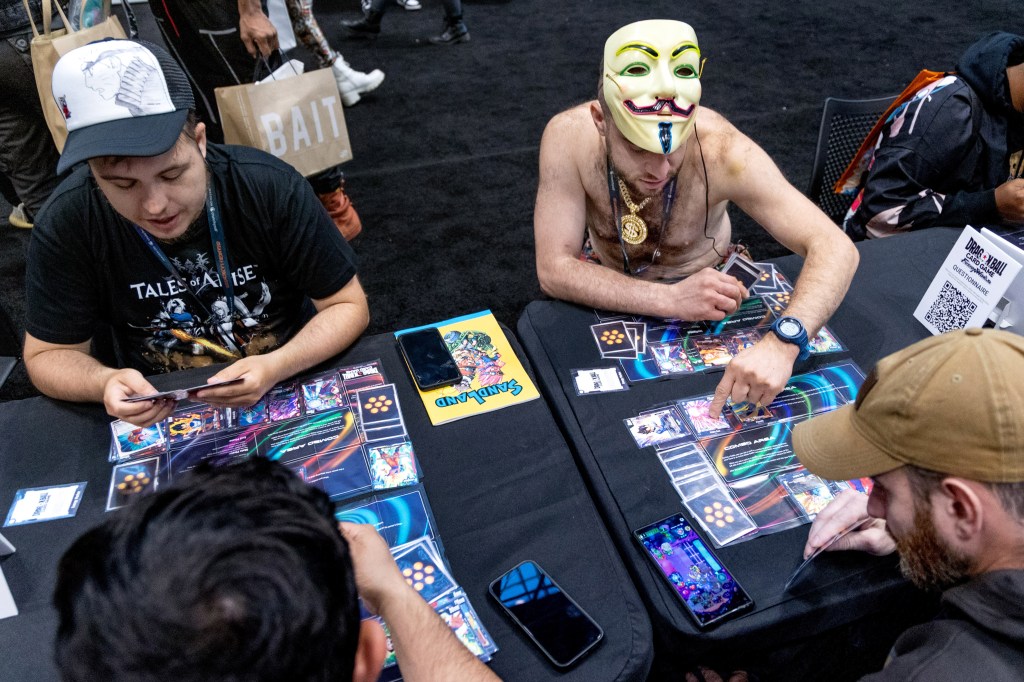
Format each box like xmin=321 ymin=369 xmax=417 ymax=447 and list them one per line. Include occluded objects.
xmin=620 ymin=214 xmax=648 ymax=245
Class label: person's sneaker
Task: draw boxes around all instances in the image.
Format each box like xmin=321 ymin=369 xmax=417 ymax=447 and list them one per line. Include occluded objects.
xmin=7 ymin=203 xmax=32 ymax=229
xmin=397 ymin=0 xmax=422 ymax=9
xmin=317 ymin=185 xmax=362 ymax=241
xmin=428 ymin=20 xmax=469 ymax=45
xmin=332 ymin=58 xmax=385 ymax=106
xmin=361 ymin=0 xmax=371 ymax=14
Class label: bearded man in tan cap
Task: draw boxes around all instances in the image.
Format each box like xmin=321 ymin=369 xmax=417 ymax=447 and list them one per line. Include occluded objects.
xmin=792 ymin=328 xmax=1024 ymax=681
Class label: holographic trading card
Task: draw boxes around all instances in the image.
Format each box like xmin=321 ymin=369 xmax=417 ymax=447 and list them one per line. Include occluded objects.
xmin=301 ymin=373 xmax=347 ymax=413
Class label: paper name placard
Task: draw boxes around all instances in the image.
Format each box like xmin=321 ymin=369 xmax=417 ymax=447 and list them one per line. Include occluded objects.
xmin=914 ymin=227 xmax=1022 ymax=335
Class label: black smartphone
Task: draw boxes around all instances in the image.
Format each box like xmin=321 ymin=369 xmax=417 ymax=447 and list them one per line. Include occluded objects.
xmin=396 ymin=327 xmax=463 ymax=391
xmin=633 ymin=513 xmax=754 ymax=629
xmin=489 ymin=560 xmax=603 ymax=668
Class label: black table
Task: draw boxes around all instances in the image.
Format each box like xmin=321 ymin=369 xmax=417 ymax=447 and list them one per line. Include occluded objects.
xmin=0 ymin=329 xmax=653 ymax=681
xmin=517 ymin=229 xmax=960 ymax=675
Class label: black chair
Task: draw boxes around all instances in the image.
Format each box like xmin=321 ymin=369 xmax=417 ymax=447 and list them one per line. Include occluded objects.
xmin=807 ymin=95 xmax=898 ymax=226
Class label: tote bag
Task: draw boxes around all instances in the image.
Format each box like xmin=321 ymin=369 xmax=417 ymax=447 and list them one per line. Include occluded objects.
xmin=215 ymin=58 xmax=353 ymax=178
xmin=23 ymin=0 xmax=127 ymax=151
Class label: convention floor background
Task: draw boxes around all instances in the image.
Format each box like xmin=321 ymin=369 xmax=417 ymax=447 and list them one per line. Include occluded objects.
xmin=0 ymin=0 xmax=1017 ymax=399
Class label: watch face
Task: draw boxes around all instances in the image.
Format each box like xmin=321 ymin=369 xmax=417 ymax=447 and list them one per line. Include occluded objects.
xmin=779 ymin=320 xmax=801 ymax=337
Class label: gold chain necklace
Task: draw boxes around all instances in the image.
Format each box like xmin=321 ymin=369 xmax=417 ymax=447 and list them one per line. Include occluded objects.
xmin=616 ymin=178 xmax=653 ymax=245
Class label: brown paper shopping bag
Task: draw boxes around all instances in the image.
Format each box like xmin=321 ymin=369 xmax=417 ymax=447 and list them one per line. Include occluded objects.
xmin=215 ymin=63 xmax=353 ymax=178
xmin=24 ymin=0 xmax=126 ymax=151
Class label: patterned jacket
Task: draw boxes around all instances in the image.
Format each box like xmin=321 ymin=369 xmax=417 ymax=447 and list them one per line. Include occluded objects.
xmin=844 ymin=32 xmax=1024 ymax=239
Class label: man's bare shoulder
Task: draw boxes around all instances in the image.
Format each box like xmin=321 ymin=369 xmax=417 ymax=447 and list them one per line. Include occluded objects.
xmin=543 ymin=102 xmax=600 ymax=150
xmin=694 ymin=107 xmax=768 ymax=178
xmin=693 ymin=107 xmax=744 ymax=148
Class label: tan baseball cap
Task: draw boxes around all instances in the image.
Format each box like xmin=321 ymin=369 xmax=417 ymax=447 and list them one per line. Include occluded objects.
xmin=793 ymin=328 xmax=1024 ymax=483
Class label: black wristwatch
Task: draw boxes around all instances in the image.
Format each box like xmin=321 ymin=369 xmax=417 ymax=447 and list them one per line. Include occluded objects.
xmin=770 ymin=316 xmax=811 ymax=361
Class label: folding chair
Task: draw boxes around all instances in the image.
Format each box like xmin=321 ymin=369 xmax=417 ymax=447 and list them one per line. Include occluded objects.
xmin=806 ymin=95 xmax=897 ymax=226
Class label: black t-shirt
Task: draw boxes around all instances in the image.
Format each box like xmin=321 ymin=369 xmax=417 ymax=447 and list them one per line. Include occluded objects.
xmin=26 ymin=143 xmax=357 ymax=373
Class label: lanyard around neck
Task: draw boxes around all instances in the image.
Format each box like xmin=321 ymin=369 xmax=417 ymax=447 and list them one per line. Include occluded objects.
xmin=606 ymin=160 xmax=678 ymax=276
xmin=133 ymin=182 xmax=238 ymax=324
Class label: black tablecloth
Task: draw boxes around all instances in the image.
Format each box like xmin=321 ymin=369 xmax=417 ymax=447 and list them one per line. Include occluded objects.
xmin=516 ymin=229 xmax=961 ymax=670
xmin=0 ymin=329 xmax=653 ymax=681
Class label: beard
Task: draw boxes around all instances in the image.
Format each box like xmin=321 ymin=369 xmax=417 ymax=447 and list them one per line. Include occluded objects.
xmin=892 ymin=500 xmax=972 ymax=592
xmin=157 ymin=209 xmax=207 ymax=246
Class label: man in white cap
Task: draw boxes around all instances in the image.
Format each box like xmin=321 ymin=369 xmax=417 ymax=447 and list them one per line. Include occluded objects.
xmin=23 ymin=39 xmax=369 ymax=427
xmin=793 ymin=328 xmax=1024 ymax=680
xmin=535 ymin=19 xmax=859 ymax=417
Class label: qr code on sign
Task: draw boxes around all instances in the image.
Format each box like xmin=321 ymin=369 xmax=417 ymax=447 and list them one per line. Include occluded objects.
xmin=924 ymin=280 xmax=977 ymax=332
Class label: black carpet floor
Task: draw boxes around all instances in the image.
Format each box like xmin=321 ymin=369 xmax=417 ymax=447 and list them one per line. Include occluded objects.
xmin=0 ymin=0 xmax=1017 ymax=400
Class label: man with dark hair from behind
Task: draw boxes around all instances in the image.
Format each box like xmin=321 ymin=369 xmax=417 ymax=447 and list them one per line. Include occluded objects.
xmin=53 ymin=458 xmax=500 ymax=682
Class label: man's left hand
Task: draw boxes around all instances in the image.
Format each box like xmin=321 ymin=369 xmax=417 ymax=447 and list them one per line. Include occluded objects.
xmin=708 ymin=333 xmax=798 ymax=418
xmin=194 ymin=355 xmax=282 ymax=407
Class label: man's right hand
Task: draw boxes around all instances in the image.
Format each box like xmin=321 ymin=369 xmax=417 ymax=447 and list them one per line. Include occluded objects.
xmin=665 ymin=268 xmax=747 ymax=321
xmin=339 ymin=522 xmax=413 ymax=617
xmin=238 ymin=7 xmax=279 ymax=57
xmin=103 ymin=368 xmax=176 ymax=427
xmin=803 ymin=490 xmax=895 ymax=559
xmin=996 ymin=178 xmax=1024 ymax=224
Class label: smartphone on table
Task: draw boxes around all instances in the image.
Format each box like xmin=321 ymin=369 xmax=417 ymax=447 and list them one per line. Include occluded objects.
xmin=489 ymin=560 xmax=603 ymax=668
xmin=396 ymin=327 xmax=463 ymax=391
xmin=633 ymin=513 xmax=754 ymax=629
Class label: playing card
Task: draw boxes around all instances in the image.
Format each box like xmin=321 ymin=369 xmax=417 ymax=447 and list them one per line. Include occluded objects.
xmin=339 ymin=360 xmax=387 ymax=405
xmin=750 ymin=263 xmax=794 ymax=296
xmin=267 ymin=385 xmax=301 ymax=421
xmin=355 ymin=385 xmax=407 ymax=443
xmin=650 ymin=342 xmax=696 ymax=375
xmin=234 ymin=398 xmax=268 ymax=426
xmin=368 ymin=442 xmax=419 ymax=490
xmin=392 ymin=537 xmax=457 ymax=603
xmin=166 ymin=406 xmax=221 ymax=443
xmin=618 ymin=353 xmax=664 ymax=382
xmin=590 ymin=321 xmax=635 ymax=357
xmin=730 ymin=400 xmax=774 ymax=424
xmin=625 ymin=407 xmax=690 ymax=450
xmin=685 ymin=486 xmax=758 ymax=546
xmin=678 ymin=398 xmax=735 ymax=436
xmin=123 ymin=378 xmax=244 ymax=403
xmin=673 ymin=469 xmax=724 ymax=502
xmin=110 ymin=420 xmax=166 ymax=461
xmin=720 ymin=252 xmax=763 ymax=289
xmin=355 ymin=384 xmax=402 ymax=427
xmin=692 ymin=335 xmax=733 ymax=368
xmin=761 ymin=291 xmax=793 ymax=316
xmin=431 ymin=587 xmax=498 ymax=660
xmin=106 ymin=457 xmax=159 ymax=511
xmin=301 ymin=373 xmax=347 ymax=413
xmin=724 ymin=328 xmax=764 ymax=356
xmin=624 ymin=321 xmax=648 ymax=355
xmin=776 ymin=468 xmax=836 ymax=519
xmin=808 ymin=326 xmax=846 ymax=355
